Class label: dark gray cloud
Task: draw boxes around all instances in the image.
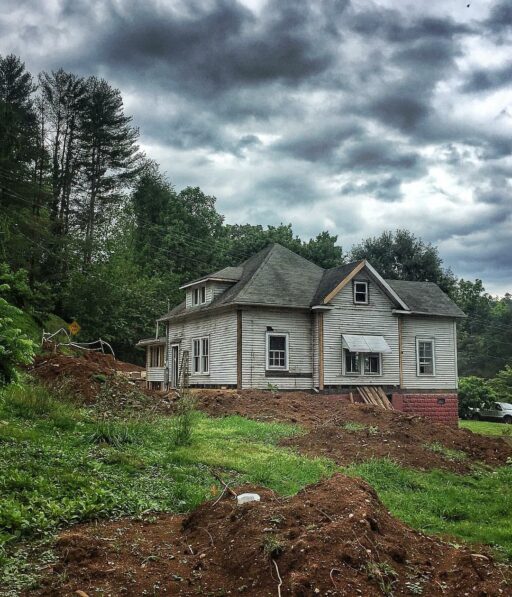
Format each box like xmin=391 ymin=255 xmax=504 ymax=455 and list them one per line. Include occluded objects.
xmin=462 ymin=62 xmax=512 ymax=93
xmin=1 ymin=0 xmax=511 ymax=293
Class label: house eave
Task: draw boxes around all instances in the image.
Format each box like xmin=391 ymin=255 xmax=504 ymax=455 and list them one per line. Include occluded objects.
xmin=179 ymin=277 xmax=240 ymax=290
xmin=392 ymin=309 xmax=467 ymax=319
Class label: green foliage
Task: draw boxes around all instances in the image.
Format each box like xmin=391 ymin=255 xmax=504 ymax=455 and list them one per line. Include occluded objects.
xmin=347 ymin=458 xmax=512 ymax=558
xmin=489 ymin=365 xmax=512 ymax=403
xmin=0 ymin=285 xmax=36 ymax=384
xmin=169 ymin=393 xmax=197 ymax=447
xmin=349 ymin=229 xmax=456 ymax=293
xmin=458 ymin=376 xmax=496 ymax=418
xmin=87 ymin=419 xmax=150 ymax=447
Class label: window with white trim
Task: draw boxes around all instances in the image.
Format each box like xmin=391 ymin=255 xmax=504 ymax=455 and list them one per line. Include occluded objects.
xmin=192 ymin=336 xmax=209 ymax=374
xmin=416 ymin=338 xmax=435 ymax=376
xmin=192 ymin=285 xmax=207 ymax=306
xmin=266 ymin=333 xmax=288 ymax=370
xmin=353 ymin=280 xmax=369 ymax=304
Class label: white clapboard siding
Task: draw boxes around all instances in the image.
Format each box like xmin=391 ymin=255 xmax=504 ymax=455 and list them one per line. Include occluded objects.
xmin=168 ymin=310 xmax=237 ymax=385
xmin=146 ymin=367 xmax=166 ymax=382
xmin=401 ymin=317 xmax=457 ymax=389
xmin=322 ymin=271 xmax=400 ymax=386
xmin=242 ymin=309 xmax=313 ymax=390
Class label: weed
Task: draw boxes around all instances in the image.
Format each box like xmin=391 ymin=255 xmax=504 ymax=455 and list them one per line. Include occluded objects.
xmin=425 ymin=442 xmax=467 ymax=461
xmin=87 ymin=419 xmax=148 ymax=447
xmin=266 ymin=382 xmax=279 ymax=394
xmin=342 ymin=421 xmax=378 ymax=435
xmin=365 ymin=561 xmax=398 ymax=596
xmin=405 ymin=580 xmax=424 ymax=594
xmin=170 ymin=392 xmax=198 ymax=447
xmin=262 ymin=535 xmax=284 ymax=557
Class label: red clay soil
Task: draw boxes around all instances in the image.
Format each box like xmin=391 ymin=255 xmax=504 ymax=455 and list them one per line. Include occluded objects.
xmin=29 ymin=351 xmax=148 ymax=404
xmin=193 ymin=390 xmax=512 ymax=473
xmin=32 ymin=474 xmax=511 ymax=596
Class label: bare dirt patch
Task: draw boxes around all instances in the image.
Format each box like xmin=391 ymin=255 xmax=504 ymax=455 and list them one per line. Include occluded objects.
xmin=193 ymin=390 xmax=512 ymax=473
xmin=31 ymin=474 xmax=511 ymax=596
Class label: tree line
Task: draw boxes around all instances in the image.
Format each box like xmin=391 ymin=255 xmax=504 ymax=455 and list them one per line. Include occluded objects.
xmin=0 ymin=53 xmax=511 ymax=378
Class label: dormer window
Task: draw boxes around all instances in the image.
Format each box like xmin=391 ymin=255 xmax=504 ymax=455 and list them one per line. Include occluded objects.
xmin=353 ymin=280 xmax=369 ymax=305
xmin=192 ymin=285 xmax=207 ymax=306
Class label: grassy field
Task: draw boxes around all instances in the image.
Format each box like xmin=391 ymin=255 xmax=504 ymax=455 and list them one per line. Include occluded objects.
xmin=2 ymin=383 xmax=512 ymax=593
xmin=460 ymin=419 xmax=512 ymax=437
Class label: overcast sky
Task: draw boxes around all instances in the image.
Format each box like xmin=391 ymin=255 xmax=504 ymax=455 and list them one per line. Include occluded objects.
xmin=2 ymin=0 xmax=512 ymax=294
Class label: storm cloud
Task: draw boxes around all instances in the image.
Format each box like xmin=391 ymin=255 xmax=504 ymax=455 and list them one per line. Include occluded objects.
xmin=1 ymin=0 xmax=512 ymax=293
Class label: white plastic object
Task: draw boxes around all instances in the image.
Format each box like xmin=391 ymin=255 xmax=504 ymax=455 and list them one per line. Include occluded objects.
xmin=237 ymin=493 xmax=261 ymax=505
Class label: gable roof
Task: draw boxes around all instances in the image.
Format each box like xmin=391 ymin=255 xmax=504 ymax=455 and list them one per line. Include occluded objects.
xmin=158 ymin=243 xmax=465 ymax=321
xmin=386 ymin=279 xmax=466 ymax=318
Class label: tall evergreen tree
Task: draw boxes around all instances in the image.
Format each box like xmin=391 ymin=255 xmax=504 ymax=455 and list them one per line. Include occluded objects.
xmin=78 ymin=77 xmax=141 ymax=265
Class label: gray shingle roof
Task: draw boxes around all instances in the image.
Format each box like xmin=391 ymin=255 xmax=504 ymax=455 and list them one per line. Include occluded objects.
xmin=158 ymin=243 xmax=465 ymax=320
xmin=180 ymin=266 xmax=243 ymax=288
xmin=385 ymin=279 xmax=466 ymax=318
xmin=311 ymin=261 xmax=362 ymax=306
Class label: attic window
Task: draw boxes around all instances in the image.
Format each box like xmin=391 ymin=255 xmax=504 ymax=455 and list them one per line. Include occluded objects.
xmin=192 ymin=285 xmax=207 ymax=306
xmin=353 ymin=280 xmax=369 ymax=304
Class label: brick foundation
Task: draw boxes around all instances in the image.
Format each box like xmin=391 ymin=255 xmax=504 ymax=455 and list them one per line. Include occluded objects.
xmin=392 ymin=392 xmax=458 ymax=426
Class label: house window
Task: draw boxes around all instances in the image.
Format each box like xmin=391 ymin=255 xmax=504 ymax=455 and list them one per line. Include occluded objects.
xmin=343 ymin=350 xmax=382 ymax=376
xmin=192 ymin=285 xmax=207 ymax=306
xmin=353 ymin=280 xmax=369 ymax=304
xmin=267 ymin=333 xmax=288 ymax=370
xmin=344 ymin=350 xmax=360 ymax=374
xmin=416 ymin=338 xmax=435 ymax=376
xmin=192 ymin=336 xmax=209 ymax=374
xmin=149 ymin=345 xmax=164 ymax=367
xmin=364 ymin=353 xmax=381 ymax=375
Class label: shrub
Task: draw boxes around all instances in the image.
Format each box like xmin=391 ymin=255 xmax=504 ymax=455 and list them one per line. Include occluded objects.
xmin=0 ymin=285 xmax=36 ymax=385
xmin=170 ymin=392 xmax=197 ymax=447
xmin=458 ymin=376 xmax=495 ymax=419
xmin=489 ymin=365 xmax=512 ymax=404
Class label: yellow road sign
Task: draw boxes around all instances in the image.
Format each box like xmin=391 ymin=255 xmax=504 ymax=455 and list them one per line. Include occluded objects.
xmin=68 ymin=320 xmax=81 ymax=336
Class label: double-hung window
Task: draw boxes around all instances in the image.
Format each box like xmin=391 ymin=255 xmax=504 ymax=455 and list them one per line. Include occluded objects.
xmin=416 ymin=338 xmax=435 ymax=376
xmin=192 ymin=336 xmax=209 ymax=374
xmin=192 ymin=285 xmax=207 ymax=306
xmin=267 ymin=333 xmax=288 ymax=370
xmin=353 ymin=280 xmax=369 ymax=304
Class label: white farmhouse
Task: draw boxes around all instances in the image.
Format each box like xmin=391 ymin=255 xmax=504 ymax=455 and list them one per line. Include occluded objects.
xmin=138 ymin=243 xmax=465 ymax=423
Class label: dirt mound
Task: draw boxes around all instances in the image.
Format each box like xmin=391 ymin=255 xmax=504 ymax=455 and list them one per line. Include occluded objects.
xmin=33 ymin=474 xmax=511 ymax=596
xmin=194 ymin=390 xmax=512 ymax=473
xmin=29 ymin=350 xmax=155 ymax=407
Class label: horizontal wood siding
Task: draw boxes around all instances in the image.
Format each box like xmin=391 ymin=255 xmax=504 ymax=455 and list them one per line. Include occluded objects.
xmin=211 ymin=281 xmax=233 ymax=299
xmin=147 ymin=367 xmax=166 ymax=382
xmin=168 ymin=310 xmax=237 ymax=385
xmin=323 ymin=271 xmax=400 ymax=386
xmin=401 ymin=317 xmax=457 ymax=389
xmin=242 ymin=308 xmax=313 ymax=389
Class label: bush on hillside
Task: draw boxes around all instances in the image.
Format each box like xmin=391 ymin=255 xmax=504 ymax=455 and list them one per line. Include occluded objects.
xmin=0 ymin=284 xmax=36 ymax=384
xmin=458 ymin=376 xmax=495 ymax=419
xmin=489 ymin=364 xmax=512 ymax=404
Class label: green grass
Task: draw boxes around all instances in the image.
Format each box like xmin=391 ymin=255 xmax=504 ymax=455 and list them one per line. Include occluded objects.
xmin=347 ymin=458 xmax=512 ymax=558
xmin=425 ymin=441 xmax=467 ymax=461
xmin=0 ymin=383 xmax=334 ymax=592
xmin=342 ymin=421 xmax=379 ymax=434
xmin=460 ymin=419 xmax=512 ymax=437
